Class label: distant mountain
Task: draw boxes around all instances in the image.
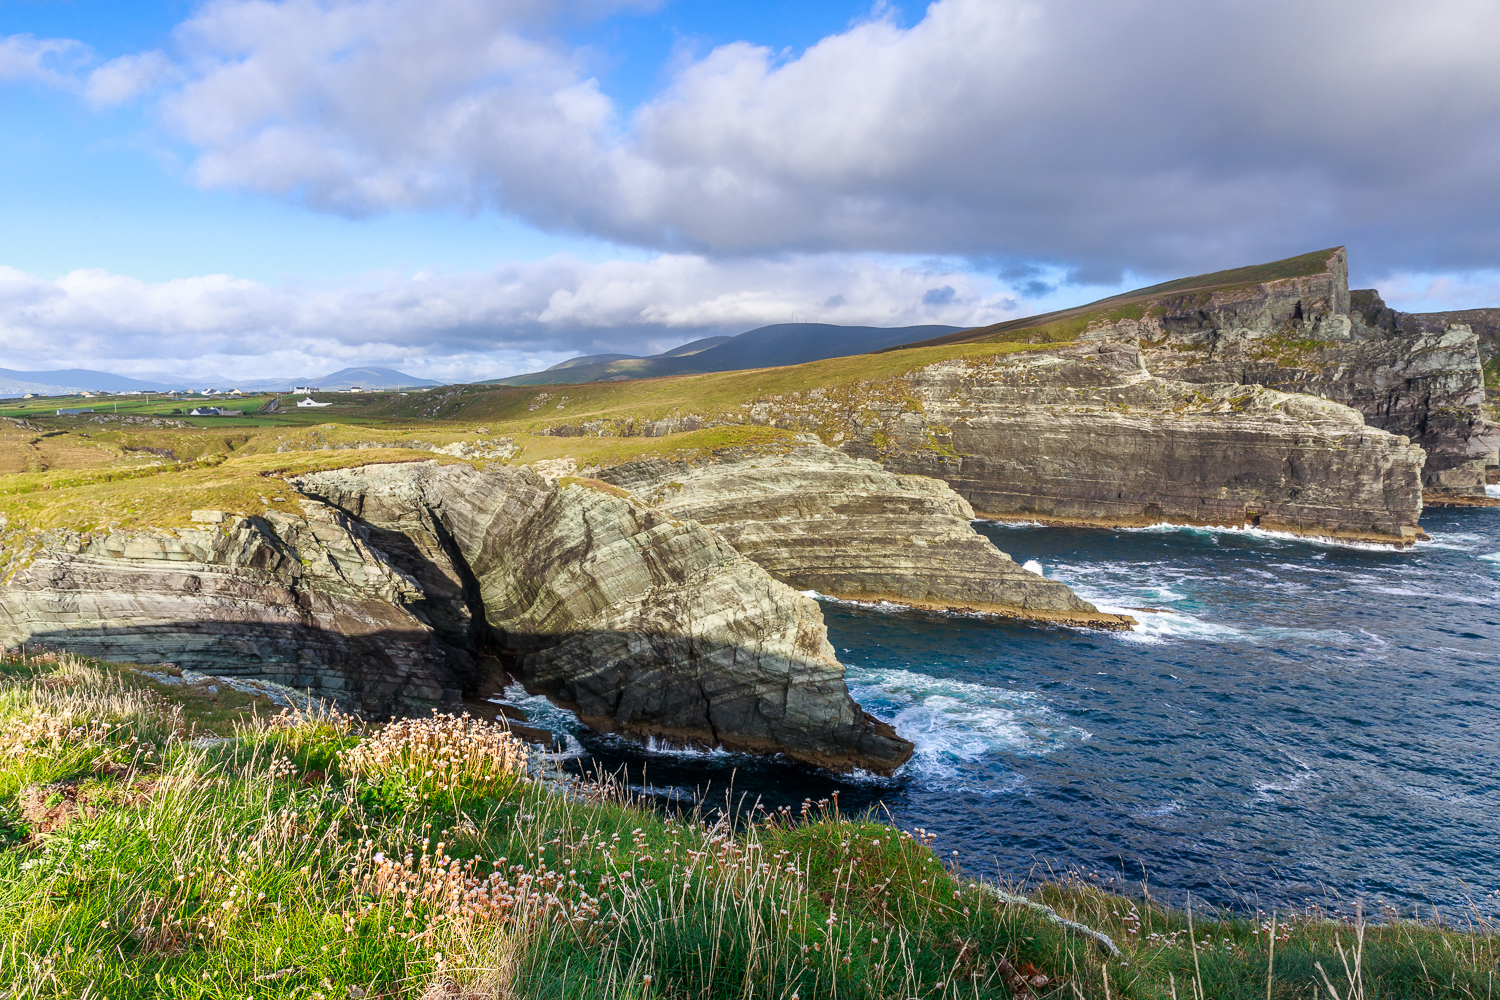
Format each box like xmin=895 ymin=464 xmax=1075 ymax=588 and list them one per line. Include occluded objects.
xmin=234 ymin=367 xmax=441 ymax=391
xmin=652 ymin=336 xmax=735 ymax=359
xmin=546 ymin=353 xmax=638 ymax=371
xmin=0 ymin=365 xmax=440 ymax=398
xmin=541 ymin=336 xmax=735 ymax=373
xmin=0 ymin=368 xmax=179 ymax=397
xmin=490 ymin=325 xmax=960 ymax=386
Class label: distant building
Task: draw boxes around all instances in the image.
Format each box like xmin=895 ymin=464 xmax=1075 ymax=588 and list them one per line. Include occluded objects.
xmin=293 ymin=386 xmax=319 ymax=393
xmin=22 ymin=393 xmax=39 ymax=399
xmin=296 ymin=397 xmax=331 ymax=408
xmin=344 ymin=386 xmax=363 ymax=393
xmin=188 ymin=406 xmax=244 ymax=417
xmin=56 ymin=408 xmax=94 ymax=416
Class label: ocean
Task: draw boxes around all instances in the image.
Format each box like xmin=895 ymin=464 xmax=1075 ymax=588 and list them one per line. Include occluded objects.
xmin=505 ymin=497 xmax=1500 ymax=917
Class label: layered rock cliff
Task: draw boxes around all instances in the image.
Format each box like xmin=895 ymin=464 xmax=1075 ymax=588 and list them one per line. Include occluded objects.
xmin=0 ymin=461 xmax=913 ymax=773
xmin=591 ymin=438 xmax=1129 ymax=627
xmin=290 ymin=462 xmax=913 ymax=773
xmin=1075 ymin=249 xmax=1500 ymax=499
xmin=0 ymin=503 xmax=457 ymax=716
xmin=543 ymin=342 xmax=1427 ymax=544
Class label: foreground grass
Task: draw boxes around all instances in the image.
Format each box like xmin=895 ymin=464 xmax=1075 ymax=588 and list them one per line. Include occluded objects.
xmin=0 ymin=651 xmax=1496 ymax=999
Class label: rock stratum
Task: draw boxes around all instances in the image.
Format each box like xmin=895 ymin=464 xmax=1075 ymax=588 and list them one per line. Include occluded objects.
xmin=545 ymin=341 xmax=1428 ymax=545
xmin=292 ymin=462 xmax=911 ymax=772
xmin=0 ymin=460 xmax=940 ymax=773
xmin=592 ymin=437 xmax=1131 ymax=627
xmin=1050 ymin=249 xmax=1500 ymax=500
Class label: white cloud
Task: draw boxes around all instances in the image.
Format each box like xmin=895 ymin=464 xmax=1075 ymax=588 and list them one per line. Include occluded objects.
xmin=0 ymin=254 xmax=1025 ymax=381
xmin=85 ymin=51 xmax=174 ymax=107
xmin=0 ymin=33 xmax=88 ymax=88
xmin=138 ymin=0 xmax=1500 ymax=278
xmin=1374 ymin=271 xmax=1500 ymax=315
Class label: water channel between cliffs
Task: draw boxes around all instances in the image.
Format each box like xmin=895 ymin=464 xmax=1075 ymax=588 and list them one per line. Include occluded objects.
xmin=499 ymin=495 xmax=1500 ymax=918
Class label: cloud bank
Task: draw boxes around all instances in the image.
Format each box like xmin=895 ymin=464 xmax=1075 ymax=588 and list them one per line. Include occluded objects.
xmin=143 ymin=0 xmax=1500 ymax=278
xmin=0 ymin=254 xmax=1023 ymax=380
xmin=3 ymin=0 xmax=1498 ymax=377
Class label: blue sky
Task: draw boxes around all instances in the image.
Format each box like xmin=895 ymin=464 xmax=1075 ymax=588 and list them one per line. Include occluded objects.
xmin=2 ymin=0 xmax=1498 ymax=381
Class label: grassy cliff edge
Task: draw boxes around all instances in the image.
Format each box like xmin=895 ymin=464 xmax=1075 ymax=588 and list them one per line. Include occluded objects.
xmin=0 ymin=650 xmax=1493 ymax=999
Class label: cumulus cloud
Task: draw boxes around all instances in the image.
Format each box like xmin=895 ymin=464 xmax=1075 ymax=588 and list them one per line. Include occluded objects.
xmin=0 ymin=33 xmax=89 ymax=88
xmin=0 ymin=254 xmax=1023 ymax=380
xmin=85 ymin=51 xmax=174 ymax=107
xmin=135 ymin=0 xmax=1500 ymax=278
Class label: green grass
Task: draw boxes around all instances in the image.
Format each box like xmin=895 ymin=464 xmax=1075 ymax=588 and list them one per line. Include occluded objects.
xmin=0 ymin=650 xmax=1495 ymax=999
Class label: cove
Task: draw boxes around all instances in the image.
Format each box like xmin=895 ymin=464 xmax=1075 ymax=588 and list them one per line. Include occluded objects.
xmin=533 ymin=503 xmax=1500 ymax=918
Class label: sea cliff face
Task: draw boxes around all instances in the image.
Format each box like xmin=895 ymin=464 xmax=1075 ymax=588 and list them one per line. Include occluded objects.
xmin=543 ymin=342 xmax=1427 ymax=545
xmin=1076 ymin=249 xmax=1499 ymax=498
xmin=0 ymin=461 xmax=914 ymax=773
xmin=0 ymin=503 xmax=457 ymax=716
xmin=591 ymin=438 xmax=1130 ymax=627
xmin=291 ymin=462 xmax=913 ymax=773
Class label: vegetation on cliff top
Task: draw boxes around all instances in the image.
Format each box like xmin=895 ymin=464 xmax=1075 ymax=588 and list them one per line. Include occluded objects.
xmin=0 ymin=335 xmax=1059 ymax=534
xmin=0 ymin=648 xmax=1495 ymax=999
xmin=891 ymin=247 xmax=1344 ymax=352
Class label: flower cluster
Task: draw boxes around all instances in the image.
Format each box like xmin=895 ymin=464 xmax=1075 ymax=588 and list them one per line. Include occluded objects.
xmin=338 ymin=713 xmax=528 ymax=801
xmin=358 ymin=840 xmax=604 ymax=945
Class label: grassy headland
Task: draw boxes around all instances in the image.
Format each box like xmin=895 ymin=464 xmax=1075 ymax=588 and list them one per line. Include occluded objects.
xmin=0 ymin=335 xmax=1061 ymax=535
xmin=0 ymin=650 xmax=1494 ymax=999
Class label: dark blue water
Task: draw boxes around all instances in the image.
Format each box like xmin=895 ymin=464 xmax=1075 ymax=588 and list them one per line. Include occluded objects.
xmin=516 ymin=502 xmax=1500 ymax=917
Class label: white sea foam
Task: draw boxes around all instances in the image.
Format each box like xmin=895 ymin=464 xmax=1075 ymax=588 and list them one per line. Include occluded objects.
xmin=1479 ymin=552 xmax=1500 ymax=565
xmin=1486 ymin=484 xmax=1500 ymax=499
xmin=1021 ymin=559 xmax=1044 ymax=575
xmin=1117 ymin=521 xmax=1406 ymax=552
xmin=1366 ymin=585 xmax=1496 ymax=605
xmin=844 ymin=666 xmax=1080 ymax=782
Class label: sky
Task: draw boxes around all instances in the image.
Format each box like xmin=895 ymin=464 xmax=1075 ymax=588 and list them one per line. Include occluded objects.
xmin=2 ymin=0 xmax=1500 ymax=383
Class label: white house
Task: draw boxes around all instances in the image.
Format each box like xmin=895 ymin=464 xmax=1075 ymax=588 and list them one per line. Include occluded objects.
xmin=296 ymin=397 xmax=331 ymax=408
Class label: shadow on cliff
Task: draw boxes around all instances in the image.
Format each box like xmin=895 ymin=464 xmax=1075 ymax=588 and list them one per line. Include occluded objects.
xmin=20 ymin=621 xmax=914 ymax=774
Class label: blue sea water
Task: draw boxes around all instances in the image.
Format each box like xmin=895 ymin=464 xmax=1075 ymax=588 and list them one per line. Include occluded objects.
xmin=512 ymin=502 xmax=1500 ymax=917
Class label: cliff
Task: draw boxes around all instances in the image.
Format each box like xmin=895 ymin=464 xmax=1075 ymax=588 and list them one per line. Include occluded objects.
xmin=591 ymin=437 xmax=1130 ymax=627
xmin=1050 ymin=249 xmax=1499 ymax=499
xmin=0 ymin=461 xmax=913 ymax=773
xmin=542 ymin=342 xmax=1427 ymax=544
xmin=290 ymin=462 xmax=913 ymax=773
xmin=0 ymin=502 xmax=458 ymax=717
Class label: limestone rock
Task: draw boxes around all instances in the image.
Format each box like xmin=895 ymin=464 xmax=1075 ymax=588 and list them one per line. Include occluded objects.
xmin=1073 ymin=249 xmax=1499 ymax=498
xmin=592 ymin=438 xmax=1129 ymax=627
xmin=293 ymin=462 xmax=913 ymax=773
xmin=830 ymin=345 xmax=1427 ymax=545
xmin=544 ymin=341 xmax=1426 ymax=545
xmin=0 ymin=504 xmax=456 ymax=716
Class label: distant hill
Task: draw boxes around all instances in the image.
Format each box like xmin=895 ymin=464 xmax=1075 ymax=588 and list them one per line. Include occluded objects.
xmin=235 ymin=367 xmax=441 ymax=391
xmin=0 ymin=365 xmax=440 ymax=398
xmin=541 ymin=336 xmax=736 ymax=374
xmin=0 ymin=368 xmax=179 ymax=397
xmin=490 ymin=325 xmax=961 ymax=386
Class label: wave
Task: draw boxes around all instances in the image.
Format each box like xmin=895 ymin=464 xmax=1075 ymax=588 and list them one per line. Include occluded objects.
xmin=981 ymin=517 xmax=1407 ymax=552
xmin=844 ymin=666 xmax=1082 ymax=782
xmin=1487 ymin=484 xmax=1500 ymax=499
